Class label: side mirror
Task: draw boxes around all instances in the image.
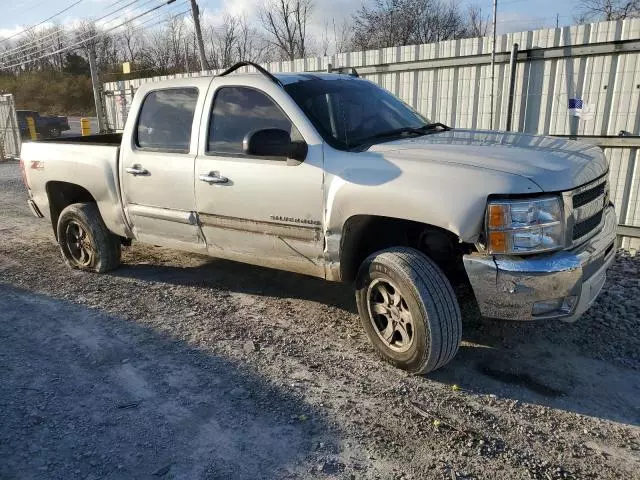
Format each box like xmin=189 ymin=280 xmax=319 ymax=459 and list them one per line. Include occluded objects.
xmin=243 ymin=128 xmax=307 ymax=162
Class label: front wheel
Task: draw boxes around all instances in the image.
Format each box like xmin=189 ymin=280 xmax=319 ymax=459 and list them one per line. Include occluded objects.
xmin=57 ymin=203 xmax=121 ymax=273
xmin=48 ymin=127 xmax=61 ymax=138
xmin=355 ymin=247 xmax=462 ymax=374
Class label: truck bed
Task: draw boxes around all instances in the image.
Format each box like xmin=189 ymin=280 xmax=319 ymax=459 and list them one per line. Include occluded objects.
xmin=21 ymin=135 xmax=129 ymax=237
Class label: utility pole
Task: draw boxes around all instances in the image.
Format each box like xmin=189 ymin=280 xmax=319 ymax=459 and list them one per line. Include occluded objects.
xmin=189 ymin=0 xmax=208 ymax=71
xmin=489 ymin=0 xmax=498 ymax=130
xmin=87 ymin=48 xmax=105 ymax=133
xmin=556 ymin=13 xmax=559 ymax=28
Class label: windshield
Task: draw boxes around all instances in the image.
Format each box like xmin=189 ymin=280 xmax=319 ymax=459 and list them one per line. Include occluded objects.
xmin=284 ymin=77 xmax=431 ymax=150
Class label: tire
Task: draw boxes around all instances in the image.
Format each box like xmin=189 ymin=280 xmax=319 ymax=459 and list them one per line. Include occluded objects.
xmin=56 ymin=203 xmax=121 ymax=273
xmin=355 ymin=247 xmax=462 ymax=374
xmin=48 ymin=127 xmax=61 ymax=138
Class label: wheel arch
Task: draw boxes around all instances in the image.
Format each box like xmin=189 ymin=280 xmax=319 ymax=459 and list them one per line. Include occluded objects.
xmin=336 ymin=214 xmax=475 ymax=284
xmin=46 ymin=181 xmax=97 ymax=239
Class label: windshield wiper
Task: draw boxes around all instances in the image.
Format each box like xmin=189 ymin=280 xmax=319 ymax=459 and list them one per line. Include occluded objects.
xmin=368 ymin=126 xmax=428 ymax=140
xmin=353 ymin=122 xmax=451 ymax=147
xmin=422 ymin=122 xmax=451 ymax=131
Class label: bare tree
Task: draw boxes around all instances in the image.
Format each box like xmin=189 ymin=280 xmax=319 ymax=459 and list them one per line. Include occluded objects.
xmin=294 ymin=0 xmax=311 ymax=58
xmin=333 ymin=18 xmax=352 ymax=54
xmin=413 ymin=0 xmax=467 ymax=43
xmin=576 ymin=0 xmax=639 ymax=21
xmin=320 ymin=20 xmax=330 ymax=56
xmin=146 ymin=27 xmax=173 ymax=74
xmin=166 ymin=16 xmax=187 ymax=71
xmin=119 ymin=21 xmax=144 ymax=64
xmin=352 ymin=0 xmax=467 ymax=50
xmin=259 ymin=0 xmax=313 ymax=61
xmin=213 ymin=14 xmax=239 ymax=68
xmin=235 ymin=15 xmax=270 ymax=63
xmin=0 ymin=4 xmax=308 ymax=77
xmin=75 ymin=22 xmax=100 ymax=67
xmin=466 ymin=4 xmax=490 ymax=37
xmin=204 ymin=14 xmax=268 ymax=69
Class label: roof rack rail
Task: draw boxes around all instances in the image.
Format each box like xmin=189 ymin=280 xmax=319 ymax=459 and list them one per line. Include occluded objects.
xmin=326 ymin=65 xmax=359 ymax=78
xmin=218 ymin=61 xmax=283 ymax=86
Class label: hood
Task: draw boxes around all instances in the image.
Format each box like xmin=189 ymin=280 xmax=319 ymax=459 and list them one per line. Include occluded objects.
xmin=370 ymin=129 xmax=608 ymax=191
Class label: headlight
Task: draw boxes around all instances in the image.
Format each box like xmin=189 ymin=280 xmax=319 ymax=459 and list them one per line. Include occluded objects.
xmin=486 ymin=197 xmax=564 ymax=254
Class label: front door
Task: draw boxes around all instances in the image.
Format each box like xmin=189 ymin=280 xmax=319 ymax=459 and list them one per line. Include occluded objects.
xmin=194 ymin=84 xmax=325 ymax=277
xmin=120 ymin=87 xmax=204 ymax=251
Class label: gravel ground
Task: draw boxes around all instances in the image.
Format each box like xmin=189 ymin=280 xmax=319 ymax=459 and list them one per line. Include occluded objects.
xmin=0 ymin=160 xmax=639 ymax=480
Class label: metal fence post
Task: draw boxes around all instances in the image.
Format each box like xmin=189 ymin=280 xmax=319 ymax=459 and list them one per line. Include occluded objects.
xmin=505 ymin=43 xmax=519 ymax=132
xmin=9 ymin=96 xmax=20 ymax=156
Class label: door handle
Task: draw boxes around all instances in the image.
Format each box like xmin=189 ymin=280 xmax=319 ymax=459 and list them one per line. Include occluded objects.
xmin=199 ymin=172 xmax=229 ymax=184
xmin=125 ymin=164 xmax=149 ymax=176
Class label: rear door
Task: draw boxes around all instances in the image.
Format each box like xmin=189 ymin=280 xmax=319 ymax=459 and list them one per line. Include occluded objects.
xmin=194 ymin=80 xmax=325 ymax=277
xmin=120 ymin=84 xmax=206 ymax=250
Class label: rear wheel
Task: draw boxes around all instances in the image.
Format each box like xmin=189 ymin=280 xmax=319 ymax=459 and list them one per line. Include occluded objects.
xmin=57 ymin=203 xmax=121 ymax=273
xmin=355 ymin=247 xmax=462 ymax=374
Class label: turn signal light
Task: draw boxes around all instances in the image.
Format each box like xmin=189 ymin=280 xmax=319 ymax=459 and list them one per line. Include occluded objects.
xmin=488 ymin=204 xmax=506 ymax=229
xmin=488 ymin=231 xmax=507 ymax=253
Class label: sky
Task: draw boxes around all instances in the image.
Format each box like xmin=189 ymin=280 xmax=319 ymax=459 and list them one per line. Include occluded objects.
xmin=0 ymin=0 xmax=579 ymax=44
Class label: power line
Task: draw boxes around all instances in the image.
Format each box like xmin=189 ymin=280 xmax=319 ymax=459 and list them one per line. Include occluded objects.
xmin=0 ymin=0 xmax=163 ymax=62
xmin=104 ymin=7 xmax=191 ymax=72
xmin=0 ymin=28 xmax=65 ymax=60
xmin=101 ymin=0 xmax=137 ymax=10
xmin=0 ymin=0 xmax=84 ymax=44
xmin=120 ymin=1 xmax=190 ymax=32
xmin=94 ymin=0 xmax=160 ymax=27
xmin=1 ymin=0 xmax=177 ymax=69
xmin=110 ymin=1 xmax=189 ymax=41
xmin=0 ymin=0 xmax=156 ymax=59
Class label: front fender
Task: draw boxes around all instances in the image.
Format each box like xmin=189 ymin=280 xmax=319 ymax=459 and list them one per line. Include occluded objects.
xmin=322 ymin=148 xmax=542 ymax=280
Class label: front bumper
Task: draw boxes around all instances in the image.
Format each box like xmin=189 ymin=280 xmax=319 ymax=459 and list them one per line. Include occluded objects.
xmin=463 ymin=204 xmax=617 ymax=321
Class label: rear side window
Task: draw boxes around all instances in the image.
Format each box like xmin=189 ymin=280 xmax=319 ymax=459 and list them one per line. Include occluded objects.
xmin=136 ymin=88 xmax=198 ymax=151
xmin=208 ymin=86 xmax=296 ymax=155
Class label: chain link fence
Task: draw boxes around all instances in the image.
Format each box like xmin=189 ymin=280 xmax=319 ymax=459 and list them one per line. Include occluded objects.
xmin=0 ymin=94 xmax=20 ymax=161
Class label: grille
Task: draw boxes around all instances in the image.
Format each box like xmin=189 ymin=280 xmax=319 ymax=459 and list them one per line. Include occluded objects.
xmin=570 ymin=177 xmax=607 ymax=242
xmin=573 ymin=181 xmax=606 ymax=208
xmin=573 ymin=210 xmax=604 ymax=240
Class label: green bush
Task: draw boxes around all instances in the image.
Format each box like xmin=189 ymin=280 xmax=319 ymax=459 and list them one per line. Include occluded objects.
xmin=0 ymin=72 xmax=95 ymax=116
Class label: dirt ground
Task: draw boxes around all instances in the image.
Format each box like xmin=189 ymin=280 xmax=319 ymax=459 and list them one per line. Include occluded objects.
xmin=0 ymin=160 xmax=638 ymax=480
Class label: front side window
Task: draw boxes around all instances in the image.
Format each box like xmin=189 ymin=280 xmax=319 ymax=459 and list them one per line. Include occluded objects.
xmin=136 ymin=88 xmax=198 ymax=151
xmin=208 ymin=86 xmax=296 ymax=154
xmin=284 ymin=78 xmax=431 ymax=150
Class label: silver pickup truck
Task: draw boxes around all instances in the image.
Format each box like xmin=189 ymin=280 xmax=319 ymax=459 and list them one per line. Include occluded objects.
xmin=21 ymin=62 xmax=617 ymax=373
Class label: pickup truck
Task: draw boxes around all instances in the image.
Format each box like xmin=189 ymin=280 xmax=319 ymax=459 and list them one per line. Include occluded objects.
xmin=17 ymin=110 xmax=71 ymax=139
xmin=20 ymin=62 xmax=617 ymax=374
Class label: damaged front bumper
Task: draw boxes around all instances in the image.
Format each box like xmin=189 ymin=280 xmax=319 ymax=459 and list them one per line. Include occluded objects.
xmin=463 ymin=205 xmax=617 ymax=321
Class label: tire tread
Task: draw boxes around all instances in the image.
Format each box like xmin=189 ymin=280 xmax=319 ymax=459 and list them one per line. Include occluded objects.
xmin=357 ymin=247 xmax=462 ymax=373
xmin=57 ymin=203 xmax=121 ymax=273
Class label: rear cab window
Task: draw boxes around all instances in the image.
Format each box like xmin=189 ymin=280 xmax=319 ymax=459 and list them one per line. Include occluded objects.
xmin=136 ymin=88 xmax=199 ymax=152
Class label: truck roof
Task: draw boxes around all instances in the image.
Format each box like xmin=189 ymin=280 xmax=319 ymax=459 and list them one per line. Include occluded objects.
xmin=211 ymin=71 xmax=361 ymax=85
xmin=131 ymin=72 xmax=362 ymax=93
xmin=273 ymin=72 xmax=361 ymax=85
